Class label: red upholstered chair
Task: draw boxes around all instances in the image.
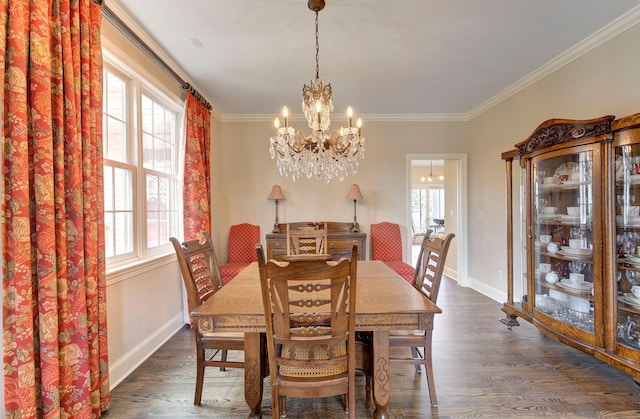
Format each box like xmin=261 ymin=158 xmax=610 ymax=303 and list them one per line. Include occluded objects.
xmin=219 ymin=223 xmax=260 ymax=284
xmin=370 ymin=222 xmax=415 ymax=283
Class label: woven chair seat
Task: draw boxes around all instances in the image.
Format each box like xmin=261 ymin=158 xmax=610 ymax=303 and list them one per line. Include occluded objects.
xmin=279 ymin=341 xmax=347 ymax=377
xmin=202 ymin=331 xmax=245 ymax=339
xmin=389 ymin=330 xmax=426 ymax=337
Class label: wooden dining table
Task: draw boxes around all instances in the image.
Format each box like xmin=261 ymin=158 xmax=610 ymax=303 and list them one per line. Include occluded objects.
xmin=191 ymin=260 xmax=441 ymax=419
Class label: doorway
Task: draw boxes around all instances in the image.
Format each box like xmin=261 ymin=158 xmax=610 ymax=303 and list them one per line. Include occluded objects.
xmin=407 ymin=154 xmax=469 ymax=286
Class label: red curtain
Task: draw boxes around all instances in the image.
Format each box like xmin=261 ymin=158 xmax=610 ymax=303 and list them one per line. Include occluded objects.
xmin=183 ymin=93 xmax=212 ymax=239
xmin=1 ymin=1 xmax=110 ymax=417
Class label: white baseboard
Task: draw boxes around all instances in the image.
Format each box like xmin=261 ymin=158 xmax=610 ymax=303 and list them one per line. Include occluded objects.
xmin=467 ymin=275 xmax=506 ymax=304
xmin=108 ymin=312 xmax=186 ymax=390
xmin=444 ymin=266 xmax=458 ymax=282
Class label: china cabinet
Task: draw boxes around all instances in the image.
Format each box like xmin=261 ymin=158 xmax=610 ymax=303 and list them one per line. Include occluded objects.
xmin=502 ymin=112 xmax=640 ymax=380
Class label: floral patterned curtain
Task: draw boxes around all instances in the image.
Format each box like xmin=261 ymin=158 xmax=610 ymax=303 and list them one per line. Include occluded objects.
xmin=1 ymin=1 xmax=110 ymax=417
xmin=183 ymin=93 xmax=212 ymax=239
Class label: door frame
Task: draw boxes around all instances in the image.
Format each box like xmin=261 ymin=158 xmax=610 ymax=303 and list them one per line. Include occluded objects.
xmin=407 ymin=153 xmax=469 ymax=287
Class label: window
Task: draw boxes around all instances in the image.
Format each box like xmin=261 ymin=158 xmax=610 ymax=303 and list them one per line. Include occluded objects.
xmin=411 ymin=188 xmax=428 ymax=233
xmin=102 ymin=60 xmax=182 ymax=266
xmin=411 ymin=186 xmax=445 ymax=233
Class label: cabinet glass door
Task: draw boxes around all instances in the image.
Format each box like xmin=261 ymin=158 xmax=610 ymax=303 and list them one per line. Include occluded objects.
xmin=532 ymin=151 xmax=594 ymax=333
xmin=615 ymin=144 xmax=640 ymax=350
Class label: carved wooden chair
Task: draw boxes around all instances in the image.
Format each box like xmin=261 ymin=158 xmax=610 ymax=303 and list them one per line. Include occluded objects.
xmin=170 ymin=231 xmax=245 ymax=405
xmin=257 ymin=243 xmax=358 ymax=419
xmin=285 ymin=222 xmax=329 ymax=259
xmin=219 ymin=223 xmax=260 ymax=284
xmin=370 ymin=221 xmax=415 ymax=282
xmin=388 ymin=232 xmax=455 ymax=407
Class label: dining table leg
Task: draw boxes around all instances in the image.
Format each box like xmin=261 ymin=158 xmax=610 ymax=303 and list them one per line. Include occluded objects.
xmin=372 ymin=330 xmax=390 ymax=419
xmin=244 ymin=332 xmax=264 ymax=419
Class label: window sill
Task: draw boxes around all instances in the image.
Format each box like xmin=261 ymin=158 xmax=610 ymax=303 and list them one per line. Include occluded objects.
xmin=106 ymin=253 xmax=176 ymax=286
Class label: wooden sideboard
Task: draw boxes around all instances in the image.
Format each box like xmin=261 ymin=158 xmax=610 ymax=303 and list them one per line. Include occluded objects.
xmin=266 ymin=221 xmax=366 ymax=261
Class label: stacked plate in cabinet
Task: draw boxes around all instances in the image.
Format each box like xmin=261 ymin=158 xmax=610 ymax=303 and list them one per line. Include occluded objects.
xmin=622 ymin=254 xmax=640 ymax=267
xmin=557 ymin=214 xmax=592 ymax=224
xmin=619 ymin=293 xmax=640 ymax=309
xmin=617 ymin=174 xmax=640 ymax=184
xmin=557 ymin=279 xmax=593 ymax=293
xmin=559 ymin=246 xmax=592 ymax=258
xmin=616 ymin=215 xmax=640 ymax=226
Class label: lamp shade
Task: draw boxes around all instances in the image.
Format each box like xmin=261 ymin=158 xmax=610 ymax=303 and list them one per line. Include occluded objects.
xmin=345 ymin=184 xmax=364 ymax=200
xmin=268 ymin=185 xmax=286 ymax=200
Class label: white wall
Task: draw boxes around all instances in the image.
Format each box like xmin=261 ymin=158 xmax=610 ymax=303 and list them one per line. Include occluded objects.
xmin=443 ymin=160 xmax=459 ymax=275
xmin=216 ymin=120 xmax=470 ymax=264
xmin=106 ymin=258 xmax=184 ymax=388
xmin=468 ymin=21 xmax=640 ymax=302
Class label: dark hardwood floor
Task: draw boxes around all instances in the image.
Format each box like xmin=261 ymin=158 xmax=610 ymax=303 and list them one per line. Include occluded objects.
xmin=103 ymin=276 xmax=640 ymax=418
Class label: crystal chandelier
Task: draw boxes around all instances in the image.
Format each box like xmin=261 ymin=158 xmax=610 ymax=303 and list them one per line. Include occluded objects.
xmin=269 ymin=0 xmax=365 ymax=183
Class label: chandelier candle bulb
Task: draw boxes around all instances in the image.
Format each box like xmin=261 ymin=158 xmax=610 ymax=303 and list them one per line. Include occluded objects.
xmin=347 ymin=106 xmax=353 ymax=128
xmin=315 ymin=101 xmax=322 ymax=128
xmin=357 ymin=118 xmax=362 ymax=136
xmin=274 ymin=117 xmax=280 ymax=137
xmin=282 ymin=106 xmax=289 ymax=127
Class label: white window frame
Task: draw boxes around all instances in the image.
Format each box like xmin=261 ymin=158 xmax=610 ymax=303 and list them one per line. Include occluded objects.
xmin=102 ymin=47 xmax=184 ymax=272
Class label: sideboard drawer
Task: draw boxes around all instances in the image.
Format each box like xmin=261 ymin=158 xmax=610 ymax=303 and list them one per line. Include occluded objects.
xmin=329 ymin=238 xmax=366 ymax=260
xmin=266 ymin=238 xmax=287 ymax=261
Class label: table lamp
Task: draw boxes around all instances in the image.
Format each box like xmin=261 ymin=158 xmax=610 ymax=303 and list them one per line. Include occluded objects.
xmin=346 ymin=184 xmax=364 ymax=233
xmin=268 ymin=185 xmax=286 ymax=233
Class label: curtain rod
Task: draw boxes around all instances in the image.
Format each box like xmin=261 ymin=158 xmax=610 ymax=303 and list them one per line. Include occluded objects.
xmin=99 ymin=3 xmax=212 ymax=110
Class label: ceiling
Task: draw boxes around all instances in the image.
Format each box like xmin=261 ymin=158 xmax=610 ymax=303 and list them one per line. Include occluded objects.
xmin=107 ymin=0 xmax=640 ymax=120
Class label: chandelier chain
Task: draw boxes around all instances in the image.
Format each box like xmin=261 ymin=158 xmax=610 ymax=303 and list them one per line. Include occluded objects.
xmin=315 ymin=11 xmax=320 ymax=80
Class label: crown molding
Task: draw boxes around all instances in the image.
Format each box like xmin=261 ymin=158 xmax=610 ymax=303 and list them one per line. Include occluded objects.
xmin=221 ymin=113 xmax=470 ymax=123
xmin=467 ymin=4 xmax=640 ymax=119
xmin=104 ymin=0 xmax=222 ymax=121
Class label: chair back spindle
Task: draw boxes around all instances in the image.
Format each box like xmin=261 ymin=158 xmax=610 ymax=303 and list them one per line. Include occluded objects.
xmin=413 ymin=233 xmax=455 ymax=304
xmin=286 ymin=222 xmax=328 ymax=256
xmin=170 ymin=231 xmax=223 ymax=316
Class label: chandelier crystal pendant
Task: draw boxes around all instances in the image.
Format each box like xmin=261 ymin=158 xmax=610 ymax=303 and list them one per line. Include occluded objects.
xmin=269 ymin=0 xmax=365 ymax=183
